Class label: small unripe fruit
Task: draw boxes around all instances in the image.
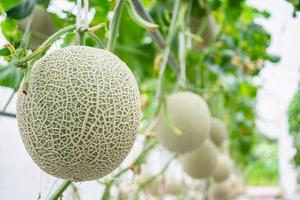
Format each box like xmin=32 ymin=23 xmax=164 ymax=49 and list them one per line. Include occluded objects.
xmin=155 ymin=91 xmax=211 ymax=153
xmin=190 ymin=15 xmax=218 ymax=50
xmin=212 ymin=154 xmax=232 ymax=182
xmin=17 ymin=46 xmax=141 ymax=181
xmin=19 ymin=5 xmax=56 ymax=49
xmin=210 ymin=118 xmax=228 ymax=146
xmin=179 ymin=140 xmax=218 ymax=179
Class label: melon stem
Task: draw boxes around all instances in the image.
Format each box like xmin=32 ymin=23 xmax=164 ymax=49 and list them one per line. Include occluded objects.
xmin=48 ymin=180 xmax=72 ymax=200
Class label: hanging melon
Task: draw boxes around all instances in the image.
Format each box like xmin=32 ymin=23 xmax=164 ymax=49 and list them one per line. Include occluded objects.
xmin=179 ymin=140 xmax=218 ymax=179
xmin=210 ymin=118 xmax=228 ymax=146
xmin=155 ymin=91 xmax=211 ymax=153
xmin=212 ymin=154 xmax=232 ymax=182
xmin=17 ymin=46 xmax=141 ymax=181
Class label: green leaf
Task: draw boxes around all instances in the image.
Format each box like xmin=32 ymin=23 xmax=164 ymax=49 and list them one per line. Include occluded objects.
xmin=0 ymin=48 xmax=10 ymax=56
xmin=6 ymin=0 xmax=35 ymax=19
xmin=0 ymin=0 xmax=21 ymax=11
xmin=267 ymin=54 xmax=280 ymax=63
xmin=1 ymin=18 xmax=21 ymax=45
xmin=0 ymin=64 xmax=24 ymax=89
xmin=36 ymin=0 xmax=50 ymax=6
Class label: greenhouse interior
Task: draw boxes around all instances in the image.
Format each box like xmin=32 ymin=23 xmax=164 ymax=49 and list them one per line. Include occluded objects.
xmin=1 ymin=0 xmax=300 ymax=199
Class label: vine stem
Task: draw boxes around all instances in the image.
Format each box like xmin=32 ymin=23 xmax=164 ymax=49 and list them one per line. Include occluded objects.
xmin=178 ymin=31 xmax=186 ymax=88
xmin=155 ymin=0 xmax=181 ymax=103
xmin=12 ymin=22 xmax=104 ymax=69
xmin=132 ymin=0 xmax=179 ymax=71
xmin=22 ymin=11 xmax=33 ymax=49
xmin=48 ymin=180 xmax=72 ymax=200
xmin=106 ymin=0 xmax=125 ymax=52
xmin=86 ymin=32 xmax=104 ymax=48
xmin=13 ymin=24 xmax=76 ymax=67
xmin=77 ymin=30 xmax=86 ymax=46
xmin=100 ymin=183 xmax=112 ymax=200
xmin=125 ymin=0 xmax=158 ymax=31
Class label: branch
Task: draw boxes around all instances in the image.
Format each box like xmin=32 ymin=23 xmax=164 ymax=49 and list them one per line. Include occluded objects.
xmin=132 ymin=0 xmax=178 ymax=72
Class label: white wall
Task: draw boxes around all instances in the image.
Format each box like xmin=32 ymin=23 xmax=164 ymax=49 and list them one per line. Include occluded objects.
xmin=250 ymin=0 xmax=300 ymax=195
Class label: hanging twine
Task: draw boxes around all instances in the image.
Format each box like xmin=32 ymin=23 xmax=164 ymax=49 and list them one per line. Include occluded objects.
xmin=76 ymin=0 xmax=89 ymax=30
xmin=84 ymin=0 xmax=89 ymax=29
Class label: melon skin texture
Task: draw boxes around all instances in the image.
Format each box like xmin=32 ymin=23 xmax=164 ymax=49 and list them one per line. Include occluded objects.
xmin=179 ymin=140 xmax=218 ymax=179
xmin=212 ymin=154 xmax=232 ymax=182
xmin=17 ymin=46 xmax=141 ymax=181
xmin=210 ymin=118 xmax=228 ymax=146
xmin=19 ymin=5 xmax=56 ymax=50
xmin=155 ymin=91 xmax=211 ymax=154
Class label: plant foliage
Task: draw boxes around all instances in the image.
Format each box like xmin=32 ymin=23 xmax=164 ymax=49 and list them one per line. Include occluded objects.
xmin=288 ymin=89 xmax=300 ymax=166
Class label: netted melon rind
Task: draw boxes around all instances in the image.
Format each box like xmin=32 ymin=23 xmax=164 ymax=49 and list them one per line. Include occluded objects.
xmin=17 ymin=46 xmax=141 ymax=181
xmin=155 ymin=91 xmax=211 ymax=153
xmin=179 ymin=140 xmax=218 ymax=179
xmin=212 ymin=154 xmax=232 ymax=182
xmin=210 ymin=118 xmax=228 ymax=146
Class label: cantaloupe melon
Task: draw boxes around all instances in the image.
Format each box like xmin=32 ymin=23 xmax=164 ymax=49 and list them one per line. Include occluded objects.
xmin=17 ymin=46 xmax=141 ymax=181
xmin=155 ymin=91 xmax=211 ymax=154
xmin=210 ymin=118 xmax=228 ymax=146
xmin=179 ymin=140 xmax=218 ymax=179
xmin=19 ymin=5 xmax=56 ymax=49
xmin=212 ymin=154 xmax=232 ymax=182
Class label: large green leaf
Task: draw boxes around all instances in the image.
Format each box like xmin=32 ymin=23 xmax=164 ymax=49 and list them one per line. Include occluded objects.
xmin=6 ymin=0 xmax=35 ymax=19
xmin=0 ymin=0 xmax=21 ymax=11
xmin=1 ymin=18 xmax=21 ymax=46
xmin=0 ymin=64 xmax=24 ymax=89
